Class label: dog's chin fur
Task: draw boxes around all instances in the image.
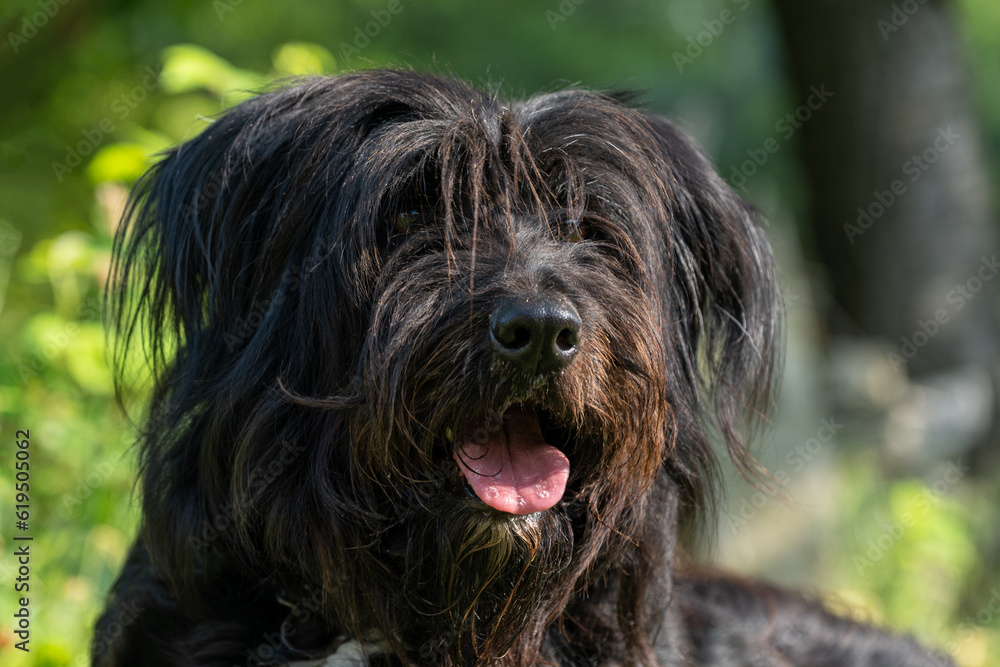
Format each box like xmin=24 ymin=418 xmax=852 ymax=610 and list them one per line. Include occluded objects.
xmin=93 ymin=70 xmax=952 ymax=667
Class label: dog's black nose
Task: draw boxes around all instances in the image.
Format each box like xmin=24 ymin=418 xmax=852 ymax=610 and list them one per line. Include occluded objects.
xmin=490 ymin=298 xmax=581 ymax=374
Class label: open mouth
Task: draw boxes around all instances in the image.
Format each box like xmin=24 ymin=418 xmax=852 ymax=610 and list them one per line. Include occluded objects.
xmin=452 ymin=405 xmax=571 ymax=515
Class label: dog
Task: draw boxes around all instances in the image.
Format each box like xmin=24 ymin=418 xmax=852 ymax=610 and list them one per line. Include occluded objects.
xmin=93 ymin=69 xmax=953 ymax=666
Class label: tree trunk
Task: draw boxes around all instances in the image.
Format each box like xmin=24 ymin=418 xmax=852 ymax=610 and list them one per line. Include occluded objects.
xmin=769 ymin=0 xmax=1000 ymax=467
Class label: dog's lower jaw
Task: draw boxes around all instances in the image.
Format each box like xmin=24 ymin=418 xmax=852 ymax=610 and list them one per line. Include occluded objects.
xmin=375 ymin=500 xmax=578 ymax=664
xmin=285 ymin=474 xmax=677 ymax=667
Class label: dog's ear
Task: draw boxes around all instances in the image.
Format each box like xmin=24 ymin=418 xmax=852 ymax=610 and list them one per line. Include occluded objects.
xmin=642 ymin=114 xmax=782 ymax=491
xmin=109 ymin=76 xmax=436 ymax=392
xmin=109 ymin=91 xmax=327 ymax=381
xmin=107 ymin=75 xmax=442 ymax=605
xmin=106 ymin=83 xmax=361 ymax=601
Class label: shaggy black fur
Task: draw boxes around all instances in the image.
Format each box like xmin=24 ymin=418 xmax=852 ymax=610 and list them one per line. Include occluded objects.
xmin=93 ymin=69 xmax=953 ymax=666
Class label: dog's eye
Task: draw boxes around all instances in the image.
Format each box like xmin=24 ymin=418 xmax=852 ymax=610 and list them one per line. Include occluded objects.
xmin=395 ymin=209 xmax=423 ymax=234
xmin=559 ymin=218 xmax=584 ymax=242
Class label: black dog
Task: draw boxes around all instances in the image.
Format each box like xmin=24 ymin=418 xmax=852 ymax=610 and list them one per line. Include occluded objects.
xmin=94 ymin=69 xmax=952 ymax=666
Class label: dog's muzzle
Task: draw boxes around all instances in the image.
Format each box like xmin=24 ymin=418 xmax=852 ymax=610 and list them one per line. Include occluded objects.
xmin=445 ymin=296 xmax=581 ymax=516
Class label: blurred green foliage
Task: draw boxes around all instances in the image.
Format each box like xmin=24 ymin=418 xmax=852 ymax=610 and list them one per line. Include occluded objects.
xmin=1 ymin=1 xmax=998 ymax=665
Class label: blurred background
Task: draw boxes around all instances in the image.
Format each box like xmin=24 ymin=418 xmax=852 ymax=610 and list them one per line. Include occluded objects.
xmin=1 ymin=0 xmax=998 ymax=665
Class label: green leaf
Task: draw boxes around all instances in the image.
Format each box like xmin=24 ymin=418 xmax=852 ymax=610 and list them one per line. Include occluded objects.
xmin=160 ymin=44 xmax=267 ymax=105
xmin=272 ymin=42 xmax=336 ymax=76
xmin=86 ymin=143 xmax=154 ymax=185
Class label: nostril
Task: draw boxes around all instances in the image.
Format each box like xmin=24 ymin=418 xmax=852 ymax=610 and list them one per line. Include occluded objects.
xmin=555 ymin=328 xmax=578 ymax=353
xmin=508 ymin=325 xmax=532 ymax=351
xmin=492 ymin=321 xmax=533 ymax=351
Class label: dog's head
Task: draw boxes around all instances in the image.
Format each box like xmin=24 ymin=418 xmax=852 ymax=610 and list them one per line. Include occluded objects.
xmin=110 ymin=69 xmax=779 ymax=665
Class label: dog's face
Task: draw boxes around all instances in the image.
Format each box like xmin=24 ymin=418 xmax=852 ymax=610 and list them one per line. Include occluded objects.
xmin=110 ymin=70 xmax=778 ymax=664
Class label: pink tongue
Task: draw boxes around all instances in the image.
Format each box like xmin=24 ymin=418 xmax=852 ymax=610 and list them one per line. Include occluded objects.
xmin=453 ymin=406 xmax=570 ymax=515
